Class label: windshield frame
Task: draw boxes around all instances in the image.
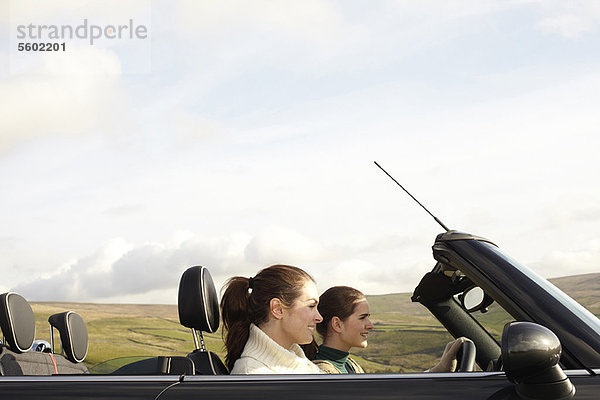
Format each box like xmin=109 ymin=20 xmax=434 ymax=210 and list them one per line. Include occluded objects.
xmin=433 ymin=231 xmax=600 ymax=370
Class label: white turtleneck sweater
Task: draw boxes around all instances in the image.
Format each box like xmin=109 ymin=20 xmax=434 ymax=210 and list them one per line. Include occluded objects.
xmin=230 ymin=323 xmax=323 ymax=374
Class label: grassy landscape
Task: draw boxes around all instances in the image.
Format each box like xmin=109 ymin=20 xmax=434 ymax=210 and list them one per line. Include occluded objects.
xmin=30 ymin=273 xmax=600 ymax=373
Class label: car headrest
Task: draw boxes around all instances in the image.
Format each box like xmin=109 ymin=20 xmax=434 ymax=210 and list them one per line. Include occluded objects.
xmin=48 ymin=311 xmax=88 ymax=363
xmin=0 ymin=292 xmax=35 ymax=353
xmin=178 ymin=266 xmax=220 ymax=333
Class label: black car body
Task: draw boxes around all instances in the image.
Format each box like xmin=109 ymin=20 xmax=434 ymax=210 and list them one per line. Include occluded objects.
xmin=1 ymin=230 xmax=599 ymax=399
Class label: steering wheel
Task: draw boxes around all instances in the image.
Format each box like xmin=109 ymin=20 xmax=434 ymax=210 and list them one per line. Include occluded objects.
xmin=456 ymin=339 xmax=476 ymax=372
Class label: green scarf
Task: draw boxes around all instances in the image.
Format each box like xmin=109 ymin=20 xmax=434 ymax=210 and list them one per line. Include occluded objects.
xmin=314 ymin=345 xmax=356 ymax=373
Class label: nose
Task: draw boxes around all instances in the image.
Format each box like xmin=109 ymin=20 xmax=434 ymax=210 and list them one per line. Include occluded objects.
xmin=315 ymin=309 xmax=323 ymax=323
xmin=366 ymin=318 xmax=374 ymax=330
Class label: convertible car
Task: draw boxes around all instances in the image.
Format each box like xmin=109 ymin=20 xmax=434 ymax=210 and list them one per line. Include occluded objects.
xmin=1 ymin=230 xmax=599 ymax=399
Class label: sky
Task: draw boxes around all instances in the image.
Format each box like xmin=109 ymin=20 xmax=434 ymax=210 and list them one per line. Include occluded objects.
xmin=1 ymin=0 xmax=599 ymax=304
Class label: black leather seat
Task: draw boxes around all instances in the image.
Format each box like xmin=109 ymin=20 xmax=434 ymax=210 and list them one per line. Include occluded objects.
xmin=178 ymin=266 xmax=228 ymax=375
xmin=112 ymin=355 xmax=194 ymax=375
xmin=0 ymin=292 xmax=87 ymax=375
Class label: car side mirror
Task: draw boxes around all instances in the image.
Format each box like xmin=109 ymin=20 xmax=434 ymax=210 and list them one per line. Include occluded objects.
xmin=459 ymin=286 xmax=493 ymax=313
xmin=501 ymin=322 xmax=575 ymax=400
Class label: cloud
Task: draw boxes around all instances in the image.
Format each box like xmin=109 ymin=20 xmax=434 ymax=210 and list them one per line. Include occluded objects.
xmin=12 ymin=233 xmax=249 ymax=302
xmin=244 ymin=226 xmax=324 ymax=265
xmin=11 ymin=225 xmax=435 ymax=302
xmin=151 ymin=1 xmax=372 ymax=79
xmin=0 ymin=46 xmax=128 ymax=155
xmin=11 ymin=238 xmax=132 ymax=301
xmin=0 ymin=236 xmax=17 ymax=249
xmin=532 ymin=238 xmax=600 ymax=279
xmin=7 ymin=0 xmax=150 ymax=22
xmin=1 ymin=0 xmax=153 ymax=155
xmin=166 ymin=0 xmax=344 ymax=45
xmin=165 ymin=110 xmax=228 ymax=148
xmin=534 ymin=1 xmax=600 ymax=38
xmin=540 ymin=202 xmax=600 ymax=230
xmin=102 ymin=204 xmax=145 ymax=218
xmin=13 ymin=228 xmax=323 ymax=302
xmin=0 ymin=1 xmax=7 ymax=27
xmin=384 ymin=0 xmax=600 ymax=41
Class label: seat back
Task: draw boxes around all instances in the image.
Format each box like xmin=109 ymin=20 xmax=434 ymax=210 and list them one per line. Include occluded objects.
xmin=112 ymin=356 xmax=194 ymax=375
xmin=0 ymin=292 xmax=35 ymax=353
xmin=0 ymin=293 xmax=87 ymax=375
xmin=178 ymin=266 xmax=228 ymax=374
xmin=48 ymin=311 xmax=88 ymax=363
xmin=0 ymin=348 xmax=88 ymax=375
xmin=187 ymin=349 xmax=229 ymax=375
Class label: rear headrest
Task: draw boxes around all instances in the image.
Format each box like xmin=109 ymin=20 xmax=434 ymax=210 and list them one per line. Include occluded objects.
xmin=48 ymin=311 xmax=88 ymax=363
xmin=0 ymin=292 xmax=35 ymax=353
xmin=178 ymin=266 xmax=220 ymax=333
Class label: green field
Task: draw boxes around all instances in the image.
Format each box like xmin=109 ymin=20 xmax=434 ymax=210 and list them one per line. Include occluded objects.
xmin=31 ymin=302 xmax=224 ymax=370
xmin=30 ymin=273 xmax=600 ymax=373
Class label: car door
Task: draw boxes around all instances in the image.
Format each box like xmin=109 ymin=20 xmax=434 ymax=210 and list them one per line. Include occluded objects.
xmin=0 ymin=375 xmax=182 ymax=400
xmin=157 ymin=373 xmax=510 ymax=400
xmin=158 ymin=372 xmax=600 ymax=400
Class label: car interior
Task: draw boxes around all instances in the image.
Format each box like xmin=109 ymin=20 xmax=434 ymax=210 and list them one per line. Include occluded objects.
xmin=0 ymin=292 xmax=89 ymax=375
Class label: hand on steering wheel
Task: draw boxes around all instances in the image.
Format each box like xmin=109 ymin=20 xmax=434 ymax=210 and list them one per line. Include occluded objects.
xmin=427 ymin=337 xmax=476 ymax=372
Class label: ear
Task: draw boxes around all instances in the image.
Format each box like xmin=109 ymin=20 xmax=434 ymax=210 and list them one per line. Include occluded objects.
xmin=269 ymin=298 xmax=285 ymax=320
xmin=331 ymin=316 xmax=344 ymax=334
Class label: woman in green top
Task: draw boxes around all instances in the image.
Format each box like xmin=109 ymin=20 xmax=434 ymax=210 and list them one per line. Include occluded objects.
xmin=313 ymin=286 xmax=373 ymax=373
xmin=313 ymin=286 xmax=468 ymax=374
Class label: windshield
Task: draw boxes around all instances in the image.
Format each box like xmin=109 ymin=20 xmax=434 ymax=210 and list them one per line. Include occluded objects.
xmin=481 ymin=242 xmax=600 ymax=335
xmin=88 ymin=356 xmax=155 ymax=374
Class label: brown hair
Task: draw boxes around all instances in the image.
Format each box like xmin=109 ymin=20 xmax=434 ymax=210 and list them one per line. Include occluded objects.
xmin=220 ymin=264 xmax=314 ymax=371
xmin=316 ymin=286 xmax=366 ymax=339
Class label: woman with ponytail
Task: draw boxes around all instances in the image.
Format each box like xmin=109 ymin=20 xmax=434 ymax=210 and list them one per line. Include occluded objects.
xmin=220 ymin=264 xmax=324 ymax=374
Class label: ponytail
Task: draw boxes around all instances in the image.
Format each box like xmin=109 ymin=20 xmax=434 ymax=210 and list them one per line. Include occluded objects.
xmin=220 ymin=265 xmax=314 ymax=371
xmin=220 ymin=276 xmax=252 ymax=371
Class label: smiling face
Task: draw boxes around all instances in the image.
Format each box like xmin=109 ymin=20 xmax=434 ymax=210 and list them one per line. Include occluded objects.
xmin=280 ymin=280 xmax=323 ymax=347
xmin=337 ymin=300 xmax=374 ymax=350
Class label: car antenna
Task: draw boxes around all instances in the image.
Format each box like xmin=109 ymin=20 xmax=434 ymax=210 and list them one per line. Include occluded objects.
xmin=374 ymin=161 xmax=450 ymax=232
